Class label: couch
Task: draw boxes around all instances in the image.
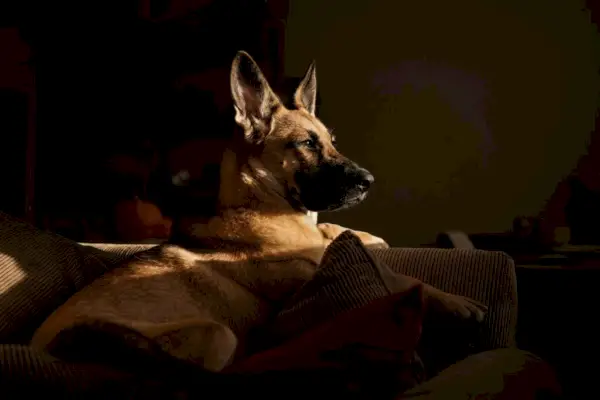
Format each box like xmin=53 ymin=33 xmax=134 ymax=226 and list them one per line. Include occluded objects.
xmin=0 ymin=212 xmax=561 ymax=398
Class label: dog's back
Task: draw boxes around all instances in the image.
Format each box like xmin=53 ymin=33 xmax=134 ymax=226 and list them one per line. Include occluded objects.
xmin=32 ymin=227 xmax=320 ymax=368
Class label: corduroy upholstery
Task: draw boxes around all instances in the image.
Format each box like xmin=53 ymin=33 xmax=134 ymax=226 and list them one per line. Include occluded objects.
xmin=0 ymin=211 xmax=558 ymax=399
xmin=373 ymin=248 xmax=517 ymax=351
xmin=263 ymin=231 xmax=426 ymax=393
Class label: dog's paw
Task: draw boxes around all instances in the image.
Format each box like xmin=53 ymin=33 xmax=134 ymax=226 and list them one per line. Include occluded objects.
xmin=317 ymin=223 xmax=347 ymax=240
xmin=317 ymin=223 xmax=389 ymax=249
xmin=350 ymin=230 xmax=389 ymax=250
xmin=425 ymin=287 xmax=488 ymax=322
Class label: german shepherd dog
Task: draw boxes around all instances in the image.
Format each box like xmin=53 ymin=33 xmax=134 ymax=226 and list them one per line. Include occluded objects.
xmin=30 ymin=52 xmax=486 ymax=377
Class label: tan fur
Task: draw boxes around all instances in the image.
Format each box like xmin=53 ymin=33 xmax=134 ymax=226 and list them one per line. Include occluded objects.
xmin=30 ymin=51 xmax=484 ymax=372
xmin=30 ymin=52 xmax=388 ymax=371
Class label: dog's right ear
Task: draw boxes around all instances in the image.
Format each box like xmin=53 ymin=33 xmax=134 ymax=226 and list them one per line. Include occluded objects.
xmin=230 ymin=51 xmax=281 ymax=140
xmin=293 ymin=61 xmax=317 ymax=116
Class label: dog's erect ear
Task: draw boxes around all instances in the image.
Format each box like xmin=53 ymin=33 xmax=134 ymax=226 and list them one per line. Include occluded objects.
xmin=293 ymin=61 xmax=317 ymax=115
xmin=231 ymin=51 xmax=281 ymax=137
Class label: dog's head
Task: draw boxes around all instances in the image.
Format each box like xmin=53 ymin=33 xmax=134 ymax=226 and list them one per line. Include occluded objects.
xmin=229 ymin=51 xmax=374 ymax=212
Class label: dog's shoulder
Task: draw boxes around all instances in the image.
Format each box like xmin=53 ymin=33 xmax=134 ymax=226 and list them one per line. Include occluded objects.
xmin=126 ymin=243 xmax=210 ymax=270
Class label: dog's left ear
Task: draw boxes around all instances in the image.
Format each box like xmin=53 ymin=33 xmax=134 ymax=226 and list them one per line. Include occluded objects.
xmin=293 ymin=61 xmax=317 ymax=115
xmin=231 ymin=51 xmax=282 ymax=139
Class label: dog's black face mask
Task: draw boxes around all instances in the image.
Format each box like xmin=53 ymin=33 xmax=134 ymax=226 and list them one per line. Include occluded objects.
xmin=294 ymin=160 xmax=375 ymax=212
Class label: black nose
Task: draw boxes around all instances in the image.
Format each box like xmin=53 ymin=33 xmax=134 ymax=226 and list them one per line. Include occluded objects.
xmin=358 ymin=169 xmax=375 ymax=190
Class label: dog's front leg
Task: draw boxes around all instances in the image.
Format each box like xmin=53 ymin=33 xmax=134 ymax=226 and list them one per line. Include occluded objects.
xmin=317 ymin=222 xmax=389 ymax=250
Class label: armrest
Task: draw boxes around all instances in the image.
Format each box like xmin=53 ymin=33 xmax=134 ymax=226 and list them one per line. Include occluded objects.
xmin=372 ymin=248 xmax=518 ymax=350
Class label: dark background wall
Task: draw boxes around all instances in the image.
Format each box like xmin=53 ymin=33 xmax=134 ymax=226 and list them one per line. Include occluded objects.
xmin=284 ymin=0 xmax=600 ymax=246
xmin=1 ymin=0 xmax=600 ymax=246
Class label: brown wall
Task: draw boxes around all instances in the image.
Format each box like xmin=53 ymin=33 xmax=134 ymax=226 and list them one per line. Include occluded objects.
xmin=285 ymin=0 xmax=600 ymax=246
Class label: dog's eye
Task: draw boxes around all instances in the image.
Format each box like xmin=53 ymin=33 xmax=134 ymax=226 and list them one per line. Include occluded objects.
xmin=300 ymin=139 xmax=316 ymax=148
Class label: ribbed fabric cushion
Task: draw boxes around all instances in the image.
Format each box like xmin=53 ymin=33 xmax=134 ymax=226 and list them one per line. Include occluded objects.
xmin=266 ymin=231 xmax=427 ymax=391
xmin=0 ymin=213 xmax=117 ymax=344
xmin=0 ymin=209 xmax=516 ymax=352
xmin=372 ymin=248 xmax=517 ymax=351
xmin=0 ymin=211 xmax=518 ymax=397
xmin=267 ymin=235 xmax=514 ymax=379
xmin=270 ymin=231 xmax=410 ymax=339
xmin=0 ymin=211 xmax=157 ymax=344
xmin=271 ymin=232 xmax=393 ymax=338
xmin=0 ymin=344 xmax=158 ymax=399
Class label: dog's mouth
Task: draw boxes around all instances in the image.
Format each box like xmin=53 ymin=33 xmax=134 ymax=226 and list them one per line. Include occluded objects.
xmin=325 ymin=191 xmax=369 ymax=212
xmin=343 ymin=191 xmax=369 ymax=206
xmin=290 ymin=188 xmax=368 ymax=212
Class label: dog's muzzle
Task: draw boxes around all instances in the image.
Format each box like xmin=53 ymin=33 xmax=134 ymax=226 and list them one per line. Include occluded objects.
xmin=346 ymin=166 xmax=375 ymax=194
xmin=295 ymin=162 xmax=376 ymax=212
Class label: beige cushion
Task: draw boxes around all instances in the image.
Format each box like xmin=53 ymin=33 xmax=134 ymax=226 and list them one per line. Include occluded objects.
xmin=0 ymin=213 xmax=114 ymax=343
xmin=400 ymin=348 xmax=561 ymax=399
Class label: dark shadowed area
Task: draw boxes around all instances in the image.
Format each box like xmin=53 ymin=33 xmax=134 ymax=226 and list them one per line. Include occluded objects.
xmin=0 ymin=0 xmax=599 ymax=399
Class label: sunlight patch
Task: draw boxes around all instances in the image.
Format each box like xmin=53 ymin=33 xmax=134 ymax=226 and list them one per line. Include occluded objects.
xmin=0 ymin=253 xmax=27 ymax=295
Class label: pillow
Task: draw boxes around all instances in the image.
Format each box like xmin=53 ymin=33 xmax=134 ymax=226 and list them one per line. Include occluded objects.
xmin=0 ymin=212 xmax=115 ymax=343
xmin=268 ymin=231 xmax=422 ymax=341
xmin=235 ymin=231 xmax=427 ymax=396
xmin=228 ymin=288 xmax=425 ymax=398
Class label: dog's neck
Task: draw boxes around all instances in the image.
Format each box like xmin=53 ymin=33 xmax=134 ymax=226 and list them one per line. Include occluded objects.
xmin=172 ymin=148 xmax=324 ymax=261
xmin=218 ymin=147 xmax=292 ymax=213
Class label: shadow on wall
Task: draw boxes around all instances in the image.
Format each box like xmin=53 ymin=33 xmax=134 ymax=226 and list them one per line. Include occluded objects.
xmin=284 ymin=0 xmax=600 ymax=246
